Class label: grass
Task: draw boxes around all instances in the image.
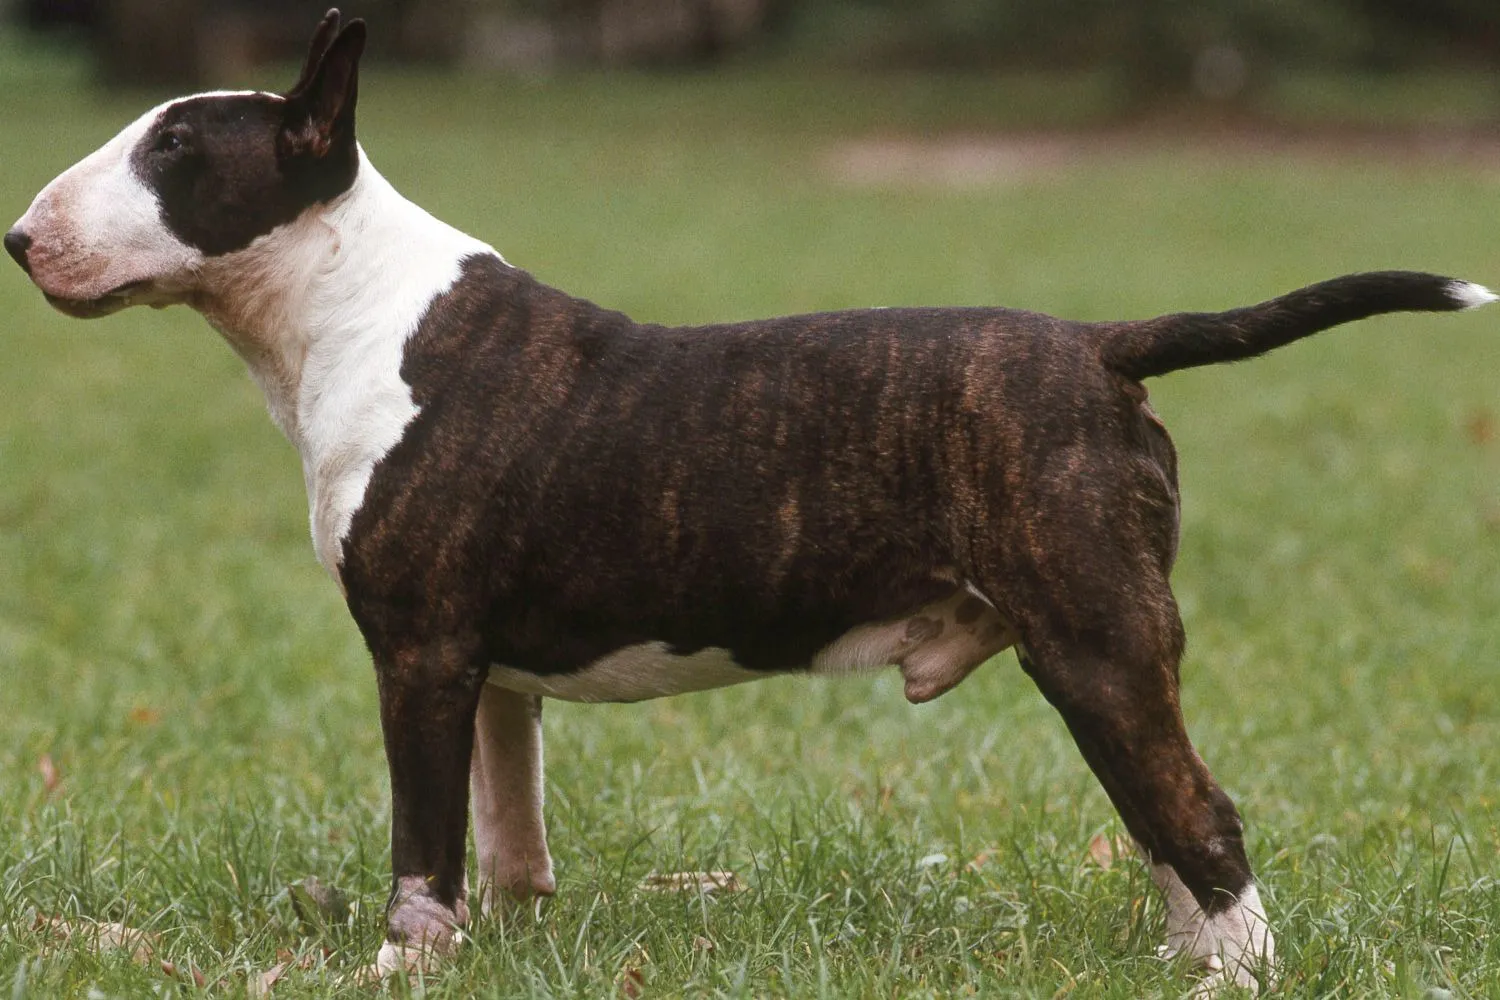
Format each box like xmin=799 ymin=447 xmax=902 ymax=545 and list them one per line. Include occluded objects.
xmin=3 ymin=30 xmax=1500 ymax=1000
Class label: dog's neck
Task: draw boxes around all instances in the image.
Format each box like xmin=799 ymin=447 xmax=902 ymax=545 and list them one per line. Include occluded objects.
xmin=190 ymin=148 xmax=494 ymax=440
xmin=191 ymin=148 xmax=500 ymax=576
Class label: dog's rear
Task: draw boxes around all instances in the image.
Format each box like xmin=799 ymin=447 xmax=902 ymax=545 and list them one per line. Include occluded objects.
xmin=6 ymin=8 xmax=1494 ymax=994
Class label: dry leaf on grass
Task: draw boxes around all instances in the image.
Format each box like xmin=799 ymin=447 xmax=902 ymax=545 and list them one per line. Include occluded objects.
xmin=37 ymin=913 xmax=326 ymax=995
xmin=1467 ymin=408 xmax=1495 ymax=445
xmin=639 ymin=870 xmax=742 ymax=894
xmin=618 ymin=961 xmax=646 ymax=998
xmin=352 ymin=963 xmax=399 ymax=989
xmin=248 ymin=960 xmax=290 ymax=997
xmin=127 ymin=705 xmax=161 ymax=726
xmin=1085 ymin=833 xmax=1133 ymax=870
xmin=159 ymin=960 xmax=208 ymax=988
xmin=246 ymin=950 xmax=326 ymax=996
xmin=37 ymin=754 xmax=62 ymax=796
xmin=33 ymin=915 xmax=157 ymax=963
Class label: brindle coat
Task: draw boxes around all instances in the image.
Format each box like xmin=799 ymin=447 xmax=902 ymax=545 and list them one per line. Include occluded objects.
xmin=342 ymin=253 xmax=1462 ymax=937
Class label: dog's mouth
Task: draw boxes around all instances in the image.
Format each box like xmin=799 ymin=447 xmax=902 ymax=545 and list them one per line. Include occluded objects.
xmin=43 ymin=279 xmax=151 ymax=319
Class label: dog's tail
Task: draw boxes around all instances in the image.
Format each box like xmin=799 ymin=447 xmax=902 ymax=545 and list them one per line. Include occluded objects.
xmin=1099 ymin=271 xmax=1495 ymax=381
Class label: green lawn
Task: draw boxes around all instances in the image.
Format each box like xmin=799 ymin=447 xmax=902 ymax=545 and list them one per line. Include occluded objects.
xmin=3 ymin=34 xmax=1500 ymax=1000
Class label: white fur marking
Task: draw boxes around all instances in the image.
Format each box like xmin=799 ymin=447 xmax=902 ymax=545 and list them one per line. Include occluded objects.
xmin=295 ymin=160 xmax=500 ymax=575
xmin=488 ymin=583 xmax=1014 ymax=705
xmin=10 ymin=92 xmax=286 ymax=307
xmin=179 ymin=89 xmax=282 ymax=101
xmin=192 ymin=149 xmax=500 ymax=576
xmin=471 ymin=687 xmax=553 ymax=909
xmin=1141 ymin=848 xmax=1275 ymax=991
xmin=373 ymin=929 xmax=464 ymax=978
xmin=1201 ymin=883 xmax=1274 ymax=987
xmin=12 ymin=100 xmax=202 ymax=306
xmin=1448 ymin=280 xmax=1498 ymax=310
xmin=25 ymin=99 xmax=504 ymax=578
xmin=962 ymin=581 xmax=995 ymax=606
xmin=1147 ymin=857 xmax=1210 ymax=961
xmin=811 ymin=620 xmax=915 ymax=677
xmin=488 ymin=643 xmax=764 ymax=703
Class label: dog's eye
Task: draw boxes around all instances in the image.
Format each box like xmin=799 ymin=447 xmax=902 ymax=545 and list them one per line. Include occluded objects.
xmin=154 ymin=131 xmax=185 ymax=154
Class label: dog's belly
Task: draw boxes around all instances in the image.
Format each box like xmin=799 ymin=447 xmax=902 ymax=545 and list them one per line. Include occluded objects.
xmin=487 ymin=643 xmax=762 ymax=702
xmin=485 ymin=584 xmax=1017 ymax=704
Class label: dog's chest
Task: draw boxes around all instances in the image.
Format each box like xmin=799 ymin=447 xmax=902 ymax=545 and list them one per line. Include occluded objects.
xmin=269 ymin=200 xmax=499 ymax=578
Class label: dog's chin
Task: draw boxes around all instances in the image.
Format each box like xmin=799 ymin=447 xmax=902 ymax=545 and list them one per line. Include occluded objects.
xmin=42 ymin=280 xmax=152 ymax=319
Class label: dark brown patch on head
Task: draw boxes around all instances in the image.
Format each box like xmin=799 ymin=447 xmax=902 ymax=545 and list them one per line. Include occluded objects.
xmin=128 ymin=16 xmax=365 ymax=257
xmin=131 ymin=95 xmax=312 ymax=256
xmin=954 ymin=595 xmax=986 ymax=626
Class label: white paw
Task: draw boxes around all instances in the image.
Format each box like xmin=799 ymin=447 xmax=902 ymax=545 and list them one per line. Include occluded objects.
xmin=1178 ymin=885 xmax=1276 ymax=994
xmin=1146 ymin=861 xmax=1275 ymax=994
xmin=366 ymin=875 xmax=469 ymax=981
xmin=371 ymin=928 xmax=466 ymax=978
xmin=1187 ymin=957 xmax=1269 ymax=999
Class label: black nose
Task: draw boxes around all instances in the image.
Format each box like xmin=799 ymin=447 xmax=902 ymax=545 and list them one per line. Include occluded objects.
xmin=5 ymin=229 xmax=31 ymax=274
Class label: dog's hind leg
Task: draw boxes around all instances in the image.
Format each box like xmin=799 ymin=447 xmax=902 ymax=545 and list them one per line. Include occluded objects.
xmin=1010 ymin=590 xmax=1275 ymax=992
xmin=371 ymin=635 xmax=487 ymax=975
xmin=471 ymin=684 xmax=555 ymax=914
xmin=971 ymin=437 xmax=1273 ymax=991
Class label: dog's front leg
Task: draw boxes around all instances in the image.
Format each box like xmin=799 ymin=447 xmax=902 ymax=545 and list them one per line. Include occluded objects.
xmin=471 ymin=684 xmax=554 ymax=912
xmin=372 ymin=636 xmax=487 ymax=975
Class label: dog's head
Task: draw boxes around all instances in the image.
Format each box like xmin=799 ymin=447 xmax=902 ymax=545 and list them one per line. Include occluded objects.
xmin=5 ymin=9 xmax=365 ymax=318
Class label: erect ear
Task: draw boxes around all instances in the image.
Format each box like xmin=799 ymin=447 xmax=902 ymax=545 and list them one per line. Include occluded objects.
xmin=288 ymin=8 xmax=343 ymax=97
xmin=279 ymin=10 xmax=366 ymax=161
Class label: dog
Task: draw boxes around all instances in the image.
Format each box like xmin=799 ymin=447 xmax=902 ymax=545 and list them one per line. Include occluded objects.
xmin=7 ymin=8 xmax=1494 ymax=991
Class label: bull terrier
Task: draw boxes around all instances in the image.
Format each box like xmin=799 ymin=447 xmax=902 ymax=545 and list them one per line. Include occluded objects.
xmin=8 ymin=8 xmax=1494 ymax=990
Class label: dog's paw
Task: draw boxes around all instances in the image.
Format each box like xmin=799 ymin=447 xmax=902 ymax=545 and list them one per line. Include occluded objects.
xmin=373 ymin=932 xmax=465 ymax=977
xmin=1174 ymin=886 xmax=1275 ymax=996
xmin=1157 ymin=911 xmax=1211 ymax=962
xmin=1187 ymin=965 xmax=1233 ymax=999
xmin=1210 ymin=887 xmax=1275 ymax=990
xmin=1150 ymin=874 xmax=1274 ymax=995
xmin=369 ymin=874 xmax=469 ymax=979
xmin=475 ymin=861 xmax=556 ymax=918
xmin=1167 ymin=934 xmax=1274 ymax=997
xmin=1188 ymin=957 xmax=1273 ymax=999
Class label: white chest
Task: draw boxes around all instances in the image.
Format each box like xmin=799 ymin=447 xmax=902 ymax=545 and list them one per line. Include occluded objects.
xmin=214 ymin=157 xmax=501 ymax=579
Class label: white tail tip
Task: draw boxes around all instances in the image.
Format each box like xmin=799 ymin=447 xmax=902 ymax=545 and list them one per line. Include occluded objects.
xmin=1449 ymin=280 xmax=1499 ymax=310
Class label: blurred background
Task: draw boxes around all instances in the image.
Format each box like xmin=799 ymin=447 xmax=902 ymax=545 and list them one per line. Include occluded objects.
xmin=8 ymin=0 xmax=1500 ymax=113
